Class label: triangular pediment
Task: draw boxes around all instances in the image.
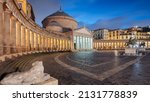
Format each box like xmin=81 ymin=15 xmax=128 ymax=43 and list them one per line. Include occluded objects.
xmin=74 ymin=27 xmax=92 ymax=35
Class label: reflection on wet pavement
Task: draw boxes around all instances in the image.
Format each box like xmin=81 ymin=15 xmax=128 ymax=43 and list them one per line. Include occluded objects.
xmin=43 ymin=51 xmax=150 ymax=85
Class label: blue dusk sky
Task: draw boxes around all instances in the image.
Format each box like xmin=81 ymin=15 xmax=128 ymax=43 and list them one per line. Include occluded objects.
xmin=28 ymin=0 xmax=150 ymax=30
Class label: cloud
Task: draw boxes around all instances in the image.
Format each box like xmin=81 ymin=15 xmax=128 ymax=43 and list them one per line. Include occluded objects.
xmin=87 ymin=16 xmax=127 ymax=30
xmin=86 ymin=16 xmax=150 ymax=30
xmin=27 ymin=0 xmax=150 ymax=29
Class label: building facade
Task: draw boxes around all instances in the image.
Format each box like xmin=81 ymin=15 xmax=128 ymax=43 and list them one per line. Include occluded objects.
xmin=73 ymin=27 xmax=93 ymax=50
xmin=93 ymin=29 xmax=108 ymax=39
xmin=93 ymin=27 xmax=150 ymax=50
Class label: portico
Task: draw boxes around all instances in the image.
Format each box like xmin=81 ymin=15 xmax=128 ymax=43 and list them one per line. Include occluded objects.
xmin=73 ymin=27 xmax=93 ymax=50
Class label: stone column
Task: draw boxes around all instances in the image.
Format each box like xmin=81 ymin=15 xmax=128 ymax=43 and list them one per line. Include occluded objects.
xmin=29 ymin=31 xmax=32 ymax=51
xmin=10 ymin=16 xmax=17 ymax=53
xmin=3 ymin=9 xmax=11 ymax=55
xmin=61 ymin=40 xmax=62 ymax=51
xmin=48 ymin=38 xmax=50 ymax=50
xmin=50 ymin=38 xmax=52 ymax=50
xmin=42 ymin=36 xmax=45 ymax=50
xmin=67 ymin=40 xmax=69 ymax=51
xmin=37 ymin=34 xmax=39 ymax=51
xmin=61 ymin=40 xmax=63 ymax=51
xmin=64 ymin=40 xmax=66 ymax=51
xmin=58 ymin=39 xmax=60 ymax=51
xmin=36 ymin=34 xmax=38 ymax=51
xmin=24 ymin=28 xmax=27 ymax=52
xmin=63 ymin=40 xmax=65 ymax=51
xmin=30 ymin=31 xmax=33 ymax=51
xmin=33 ymin=33 xmax=35 ymax=50
xmin=23 ymin=27 xmax=26 ymax=52
xmin=16 ymin=21 xmax=21 ymax=53
xmin=39 ymin=35 xmax=41 ymax=50
xmin=53 ymin=38 xmax=56 ymax=51
xmin=49 ymin=38 xmax=51 ymax=51
xmin=44 ymin=37 xmax=46 ymax=50
xmin=56 ymin=39 xmax=58 ymax=51
xmin=51 ymin=38 xmax=53 ymax=51
xmin=26 ymin=29 xmax=30 ymax=52
xmin=45 ymin=37 xmax=47 ymax=50
xmin=64 ymin=40 xmax=67 ymax=51
xmin=21 ymin=26 xmax=25 ymax=52
xmin=54 ymin=39 xmax=56 ymax=51
xmin=41 ymin=36 xmax=44 ymax=50
xmin=31 ymin=31 xmax=34 ymax=51
xmin=55 ymin=39 xmax=57 ymax=51
xmin=0 ymin=2 xmax=4 ymax=55
xmin=66 ymin=40 xmax=68 ymax=51
xmin=59 ymin=39 xmax=61 ymax=51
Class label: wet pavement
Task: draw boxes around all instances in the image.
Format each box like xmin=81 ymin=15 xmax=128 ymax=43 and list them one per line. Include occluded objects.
xmin=42 ymin=51 xmax=150 ymax=85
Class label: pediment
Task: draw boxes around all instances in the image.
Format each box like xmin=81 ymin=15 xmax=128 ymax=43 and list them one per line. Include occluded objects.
xmin=74 ymin=27 xmax=92 ymax=36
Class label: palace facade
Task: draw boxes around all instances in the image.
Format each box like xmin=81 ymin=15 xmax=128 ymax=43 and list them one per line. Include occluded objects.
xmin=93 ymin=27 xmax=150 ymax=50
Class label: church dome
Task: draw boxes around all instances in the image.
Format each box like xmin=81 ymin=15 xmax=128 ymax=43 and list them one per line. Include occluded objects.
xmin=48 ymin=21 xmax=62 ymax=27
xmin=47 ymin=10 xmax=73 ymax=18
xmin=42 ymin=10 xmax=78 ymax=31
xmin=46 ymin=21 xmax=63 ymax=32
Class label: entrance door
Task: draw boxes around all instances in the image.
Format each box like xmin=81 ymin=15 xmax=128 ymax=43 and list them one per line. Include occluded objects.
xmin=74 ymin=43 xmax=77 ymax=50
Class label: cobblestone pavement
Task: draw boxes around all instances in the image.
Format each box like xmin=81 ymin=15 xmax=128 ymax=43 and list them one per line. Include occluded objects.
xmin=42 ymin=51 xmax=150 ymax=85
xmin=0 ymin=51 xmax=149 ymax=85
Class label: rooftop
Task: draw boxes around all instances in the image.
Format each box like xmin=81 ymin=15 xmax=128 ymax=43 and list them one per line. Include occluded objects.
xmin=47 ymin=10 xmax=73 ymax=18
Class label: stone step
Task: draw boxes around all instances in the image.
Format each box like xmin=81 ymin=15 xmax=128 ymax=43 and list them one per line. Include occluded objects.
xmin=0 ymin=53 xmax=51 ymax=80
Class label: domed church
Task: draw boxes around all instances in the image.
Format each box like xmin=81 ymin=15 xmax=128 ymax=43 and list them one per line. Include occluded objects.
xmin=42 ymin=9 xmax=78 ymax=32
xmin=42 ymin=8 xmax=93 ymax=51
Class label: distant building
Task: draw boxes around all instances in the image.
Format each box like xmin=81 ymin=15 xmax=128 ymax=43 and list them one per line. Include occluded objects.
xmin=94 ymin=27 xmax=150 ymax=50
xmin=93 ymin=29 xmax=108 ymax=39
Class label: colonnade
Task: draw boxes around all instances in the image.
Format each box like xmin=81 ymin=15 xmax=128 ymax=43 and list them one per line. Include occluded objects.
xmin=94 ymin=41 xmax=126 ymax=50
xmin=94 ymin=40 xmax=150 ymax=50
xmin=74 ymin=36 xmax=93 ymax=50
xmin=0 ymin=0 xmax=71 ymax=57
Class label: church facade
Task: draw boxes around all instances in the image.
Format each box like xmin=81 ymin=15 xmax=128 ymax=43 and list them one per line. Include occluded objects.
xmin=41 ymin=7 xmax=93 ymax=51
xmin=73 ymin=27 xmax=93 ymax=50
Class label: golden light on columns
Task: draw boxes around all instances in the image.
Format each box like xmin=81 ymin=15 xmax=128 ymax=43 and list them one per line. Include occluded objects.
xmin=21 ymin=25 xmax=25 ymax=52
xmin=0 ymin=2 xmax=3 ymax=55
xmin=3 ymin=9 xmax=11 ymax=54
xmin=50 ymin=38 xmax=53 ymax=50
xmin=26 ymin=29 xmax=30 ymax=51
xmin=10 ymin=16 xmax=17 ymax=53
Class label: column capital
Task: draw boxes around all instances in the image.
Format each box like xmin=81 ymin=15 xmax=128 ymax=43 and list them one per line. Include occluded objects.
xmin=11 ymin=16 xmax=17 ymax=21
xmin=4 ymin=8 xmax=11 ymax=14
